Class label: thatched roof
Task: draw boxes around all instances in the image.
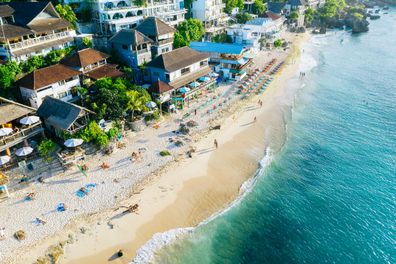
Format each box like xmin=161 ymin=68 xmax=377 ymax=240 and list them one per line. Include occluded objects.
xmin=16 ymin=64 xmax=81 ymax=90
xmin=0 ymin=5 xmax=14 ymax=18
xmin=61 ymin=48 xmax=110 ymax=69
xmin=0 ymin=97 xmax=36 ymax=125
xmin=0 ymin=171 xmax=8 ymax=185
xmin=37 ymin=97 xmax=93 ymax=131
xmin=146 ymin=46 xmax=209 ymax=72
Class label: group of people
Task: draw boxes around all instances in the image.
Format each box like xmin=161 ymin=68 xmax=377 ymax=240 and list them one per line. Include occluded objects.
xmin=299 ymin=72 xmax=306 ymax=78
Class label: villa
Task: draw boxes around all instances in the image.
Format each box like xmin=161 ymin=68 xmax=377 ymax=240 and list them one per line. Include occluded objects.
xmin=109 ymin=29 xmax=153 ymax=68
xmin=0 ymin=2 xmax=76 ymax=62
xmin=61 ymin=48 xmax=123 ymax=83
xmin=135 ymin=17 xmax=175 ymax=58
xmin=17 ymin=64 xmax=81 ymax=108
xmin=189 ymin=42 xmax=252 ymax=81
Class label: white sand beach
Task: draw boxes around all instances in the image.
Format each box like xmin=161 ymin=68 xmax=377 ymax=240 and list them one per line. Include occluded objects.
xmin=0 ymin=32 xmax=308 ymax=264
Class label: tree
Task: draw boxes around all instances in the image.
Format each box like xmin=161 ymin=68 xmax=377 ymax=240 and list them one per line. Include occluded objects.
xmin=235 ymin=12 xmax=253 ymax=24
xmin=353 ymin=12 xmax=364 ymax=20
xmin=82 ymin=37 xmax=93 ymax=48
xmin=38 ymin=139 xmax=56 ymax=162
xmin=252 ymin=0 xmax=266 ymax=15
xmin=125 ymin=90 xmax=144 ymax=121
xmin=133 ymin=0 xmax=147 ymax=7
xmin=173 ymin=19 xmax=205 ymax=48
xmin=0 ymin=61 xmax=21 ymax=96
xmin=304 ymin=7 xmax=315 ymax=24
xmin=224 ymin=0 xmax=244 ymax=14
xmin=212 ymin=33 xmax=233 ymax=43
xmin=289 ymin=11 xmax=299 ymax=22
xmin=55 ymin=4 xmax=78 ymax=29
xmin=21 ymin=56 xmax=45 ymax=73
xmin=76 ymin=121 xmax=109 ymax=147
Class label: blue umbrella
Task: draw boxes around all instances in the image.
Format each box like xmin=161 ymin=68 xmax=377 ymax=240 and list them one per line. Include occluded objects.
xmin=199 ymin=76 xmax=210 ymax=82
xmin=179 ymin=87 xmax=190 ymax=93
xmin=189 ymin=81 xmax=200 ymax=88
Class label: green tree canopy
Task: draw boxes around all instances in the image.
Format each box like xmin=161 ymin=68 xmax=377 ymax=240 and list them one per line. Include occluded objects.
xmin=235 ymin=12 xmax=253 ymax=24
xmin=173 ymin=19 xmax=205 ymax=48
xmin=212 ymin=33 xmax=233 ymax=43
xmin=289 ymin=10 xmax=299 ymax=21
xmin=55 ymin=4 xmax=78 ymax=29
xmin=304 ymin=7 xmax=315 ymax=24
xmin=252 ymin=0 xmax=266 ymax=15
xmin=224 ymin=0 xmax=244 ymax=14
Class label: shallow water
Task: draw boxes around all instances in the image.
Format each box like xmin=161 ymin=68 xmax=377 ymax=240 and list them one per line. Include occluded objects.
xmin=151 ymin=10 xmax=396 ymax=264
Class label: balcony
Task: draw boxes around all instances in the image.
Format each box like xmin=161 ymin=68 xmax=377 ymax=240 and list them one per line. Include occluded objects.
xmin=8 ymin=31 xmax=75 ymax=51
xmin=0 ymin=122 xmax=44 ymax=153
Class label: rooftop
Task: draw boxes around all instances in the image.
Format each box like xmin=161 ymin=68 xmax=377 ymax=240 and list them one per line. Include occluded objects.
xmin=190 ymin=42 xmax=246 ymax=55
xmin=149 ymin=80 xmax=175 ymax=94
xmin=0 ymin=97 xmax=35 ymax=125
xmin=61 ymin=48 xmax=110 ymax=69
xmin=84 ymin=64 xmax=124 ymax=80
xmin=37 ymin=97 xmax=93 ymax=131
xmin=146 ymin=46 xmax=209 ymax=72
xmin=16 ymin=64 xmax=81 ymax=90
xmin=136 ymin=17 xmax=175 ymax=38
xmin=109 ymin=29 xmax=153 ymax=46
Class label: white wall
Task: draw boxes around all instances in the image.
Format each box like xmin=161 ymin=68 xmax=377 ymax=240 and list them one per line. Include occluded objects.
xmin=20 ymin=76 xmax=80 ymax=108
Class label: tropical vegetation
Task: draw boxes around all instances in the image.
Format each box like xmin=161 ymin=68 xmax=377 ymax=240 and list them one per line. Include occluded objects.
xmin=173 ymin=19 xmax=205 ymax=48
xmin=38 ymin=139 xmax=57 ymax=162
xmin=224 ymin=0 xmax=244 ymax=14
xmin=55 ymin=4 xmax=78 ymax=29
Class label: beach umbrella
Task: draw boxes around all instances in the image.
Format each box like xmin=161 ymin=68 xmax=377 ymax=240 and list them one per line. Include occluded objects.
xmin=189 ymin=81 xmax=200 ymax=88
xmin=209 ymin=72 xmax=219 ymax=77
xmin=146 ymin=101 xmax=157 ymax=109
xmin=20 ymin=115 xmax=40 ymax=125
xmin=16 ymin=147 xmax=33 ymax=157
xmin=0 ymin=128 xmax=13 ymax=137
xmin=179 ymin=87 xmax=190 ymax=94
xmin=64 ymin=138 xmax=84 ymax=148
xmin=198 ymin=76 xmax=210 ymax=82
xmin=0 ymin=155 xmax=11 ymax=166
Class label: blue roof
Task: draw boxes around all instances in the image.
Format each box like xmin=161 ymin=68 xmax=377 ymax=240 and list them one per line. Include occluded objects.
xmin=190 ymin=42 xmax=245 ymax=55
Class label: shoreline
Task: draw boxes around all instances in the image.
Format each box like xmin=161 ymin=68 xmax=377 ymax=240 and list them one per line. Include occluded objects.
xmin=2 ymin=33 xmax=309 ymax=264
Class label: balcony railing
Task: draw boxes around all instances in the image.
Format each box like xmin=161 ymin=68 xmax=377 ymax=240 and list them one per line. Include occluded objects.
xmin=9 ymin=31 xmax=73 ymax=51
xmin=0 ymin=123 xmax=44 ymax=152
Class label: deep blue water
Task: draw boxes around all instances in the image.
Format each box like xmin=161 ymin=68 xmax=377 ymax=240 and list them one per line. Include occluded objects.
xmin=153 ymin=10 xmax=396 ymax=264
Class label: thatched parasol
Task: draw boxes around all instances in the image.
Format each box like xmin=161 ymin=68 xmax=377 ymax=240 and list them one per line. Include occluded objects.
xmin=0 ymin=171 xmax=8 ymax=185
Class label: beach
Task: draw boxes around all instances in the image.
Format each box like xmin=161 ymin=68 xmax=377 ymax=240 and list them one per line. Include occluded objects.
xmin=0 ymin=32 xmax=308 ymax=264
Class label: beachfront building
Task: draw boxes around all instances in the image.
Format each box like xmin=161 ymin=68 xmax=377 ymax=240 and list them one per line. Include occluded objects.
xmin=190 ymin=0 xmax=228 ymax=38
xmin=37 ymin=96 xmax=93 ymax=138
xmin=136 ymin=17 xmax=175 ymax=58
xmin=226 ymin=17 xmax=285 ymax=49
xmin=146 ymin=46 xmax=216 ymax=108
xmin=17 ymin=64 xmax=81 ymax=109
xmin=92 ymin=0 xmax=186 ymax=37
xmin=190 ymin=42 xmax=252 ymax=81
xmin=0 ymin=2 xmax=76 ymax=62
xmin=0 ymin=97 xmax=44 ymax=163
xmin=148 ymin=80 xmax=176 ymax=104
xmin=109 ymin=29 xmax=153 ymax=68
xmin=61 ymin=48 xmax=123 ymax=83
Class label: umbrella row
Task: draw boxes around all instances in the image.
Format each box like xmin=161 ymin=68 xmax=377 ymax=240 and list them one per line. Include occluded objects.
xmin=0 ymin=116 xmax=41 ymax=137
xmin=0 ymin=138 xmax=84 ymax=166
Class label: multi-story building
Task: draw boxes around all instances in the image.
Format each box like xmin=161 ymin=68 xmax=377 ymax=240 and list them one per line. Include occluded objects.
xmin=191 ymin=0 xmax=226 ymax=28
xmin=17 ymin=64 xmax=81 ymax=108
xmin=0 ymin=2 xmax=76 ymax=62
xmin=136 ymin=17 xmax=175 ymax=58
xmin=109 ymin=29 xmax=153 ymax=68
xmin=92 ymin=0 xmax=186 ymax=36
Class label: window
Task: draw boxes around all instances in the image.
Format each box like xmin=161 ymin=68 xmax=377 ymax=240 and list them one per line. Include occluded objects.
xmin=181 ymin=67 xmax=190 ymax=75
xmin=57 ymin=91 xmax=68 ymax=99
xmin=200 ymin=60 xmax=208 ymax=67
xmin=165 ymin=73 xmax=170 ymax=81
xmin=122 ymin=44 xmax=128 ymax=50
xmin=58 ymin=80 xmax=66 ymax=86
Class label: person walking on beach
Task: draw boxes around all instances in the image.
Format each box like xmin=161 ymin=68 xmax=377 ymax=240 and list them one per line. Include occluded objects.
xmin=214 ymin=139 xmax=218 ymax=149
xmin=254 ymin=116 xmax=257 ymax=123
xmin=0 ymin=227 xmax=5 ymax=240
xmin=194 ymin=109 xmax=197 ymax=116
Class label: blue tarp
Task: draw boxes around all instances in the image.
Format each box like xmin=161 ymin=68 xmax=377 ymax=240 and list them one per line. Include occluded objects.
xmin=190 ymin=42 xmax=246 ymax=55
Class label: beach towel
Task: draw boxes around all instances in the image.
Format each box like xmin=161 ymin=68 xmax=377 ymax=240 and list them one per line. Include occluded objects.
xmin=56 ymin=203 xmax=66 ymax=212
xmin=76 ymin=183 xmax=97 ymax=198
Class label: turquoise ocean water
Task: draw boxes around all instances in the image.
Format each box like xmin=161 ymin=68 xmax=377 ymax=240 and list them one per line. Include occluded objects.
xmin=149 ymin=10 xmax=396 ymax=264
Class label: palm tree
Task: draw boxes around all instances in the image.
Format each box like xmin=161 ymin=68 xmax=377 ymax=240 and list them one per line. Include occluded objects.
xmin=125 ymin=90 xmax=144 ymax=121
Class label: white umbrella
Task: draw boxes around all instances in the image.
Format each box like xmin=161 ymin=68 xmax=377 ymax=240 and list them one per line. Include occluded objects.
xmin=20 ymin=116 xmax=40 ymax=125
xmin=0 ymin=128 xmax=13 ymax=137
xmin=146 ymin=101 xmax=157 ymax=108
xmin=16 ymin=147 xmax=33 ymax=157
xmin=0 ymin=155 xmax=11 ymax=166
xmin=64 ymin=138 xmax=83 ymax=148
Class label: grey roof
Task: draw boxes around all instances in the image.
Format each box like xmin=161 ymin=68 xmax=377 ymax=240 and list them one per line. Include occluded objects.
xmin=136 ymin=17 xmax=175 ymax=38
xmin=109 ymin=29 xmax=153 ymax=46
xmin=37 ymin=97 xmax=93 ymax=130
xmin=0 ymin=97 xmax=35 ymax=125
xmin=0 ymin=1 xmax=71 ymax=40
xmin=0 ymin=5 xmax=14 ymax=18
xmin=146 ymin=46 xmax=209 ymax=72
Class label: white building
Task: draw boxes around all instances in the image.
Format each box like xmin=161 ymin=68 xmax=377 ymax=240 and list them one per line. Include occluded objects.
xmin=226 ymin=17 xmax=285 ymax=48
xmin=191 ymin=0 xmax=226 ymax=28
xmin=91 ymin=0 xmax=186 ymax=36
xmin=17 ymin=64 xmax=81 ymax=108
xmin=0 ymin=2 xmax=76 ymax=62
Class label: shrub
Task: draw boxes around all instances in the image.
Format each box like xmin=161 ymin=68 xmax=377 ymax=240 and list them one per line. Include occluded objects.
xmin=274 ymin=39 xmax=283 ymax=48
xmin=38 ymin=139 xmax=56 ymax=162
xmin=159 ymin=150 xmax=171 ymax=156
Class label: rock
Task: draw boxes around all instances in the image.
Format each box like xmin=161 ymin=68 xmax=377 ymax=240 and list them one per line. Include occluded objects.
xmin=117 ymin=250 xmax=124 ymax=257
xmin=14 ymin=230 xmax=26 ymax=241
xmin=80 ymin=227 xmax=87 ymax=234
xmin=352 ymin=19 xmax=369 ymax=33
xmin=67 ymin=234 xmax=75 ymax=244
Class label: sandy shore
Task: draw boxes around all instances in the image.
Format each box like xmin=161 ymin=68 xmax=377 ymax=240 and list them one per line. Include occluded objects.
xmin=2 ymin=33 xmax=308 ymax=264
